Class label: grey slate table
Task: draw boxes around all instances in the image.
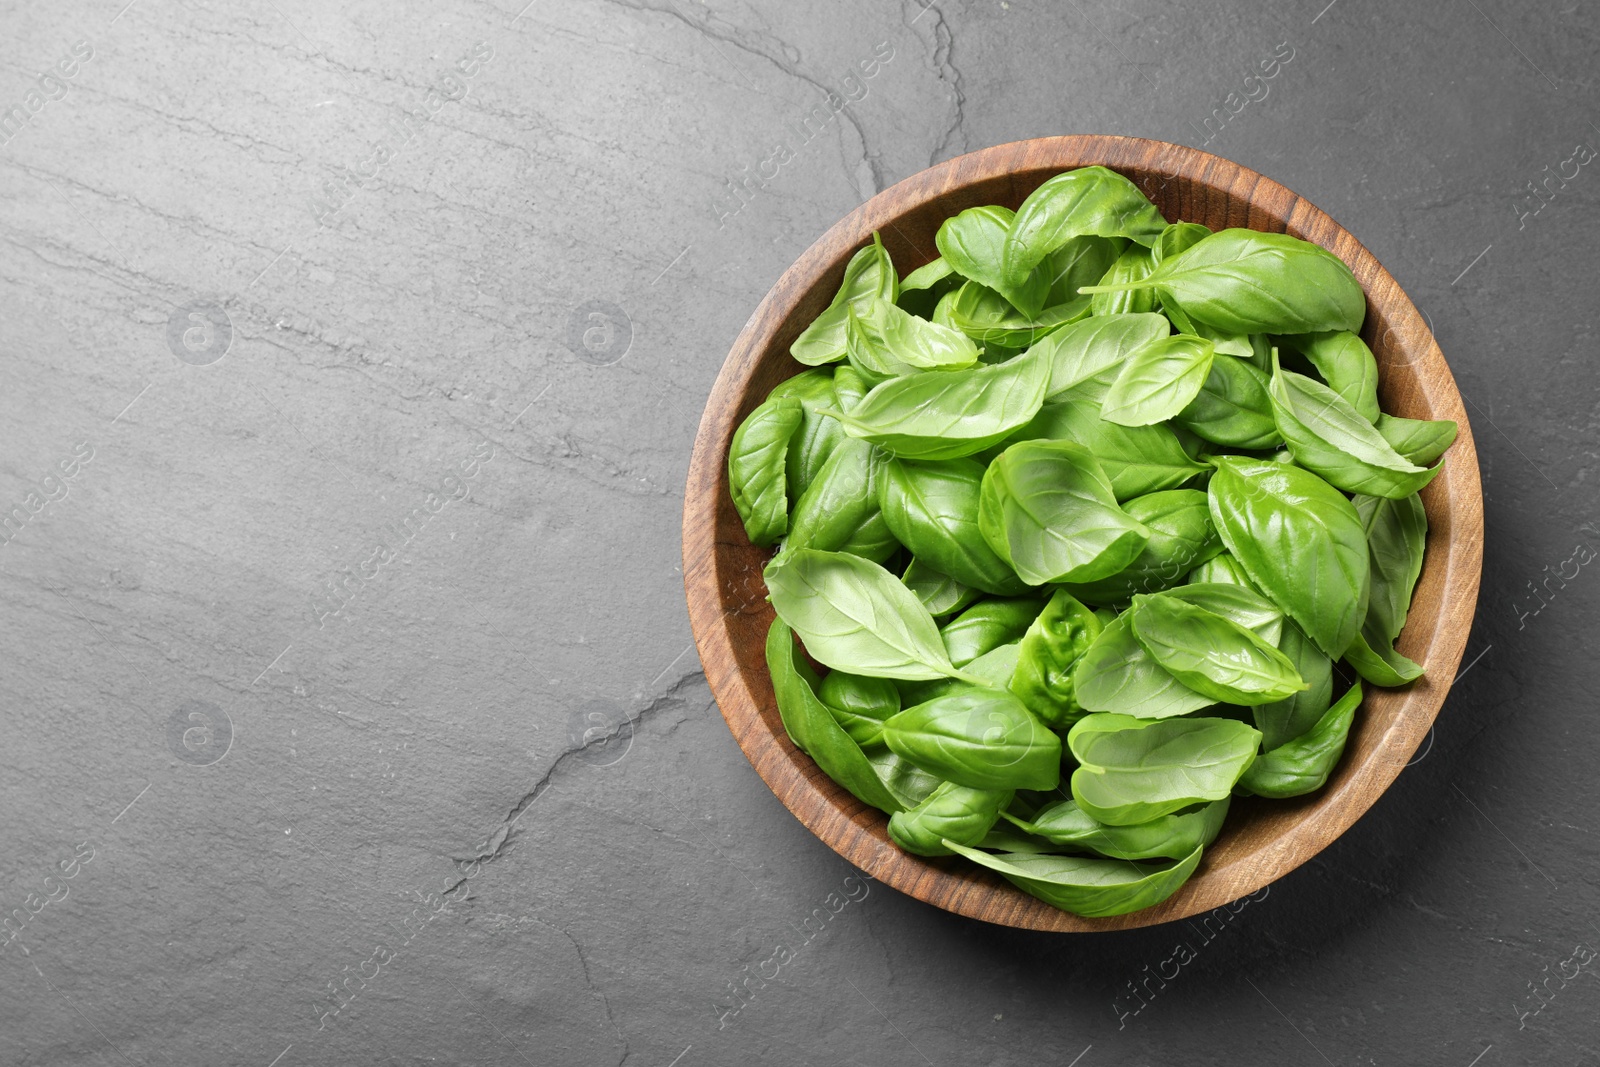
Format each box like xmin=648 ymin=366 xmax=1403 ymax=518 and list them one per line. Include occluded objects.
xmin=3 ymin=1 xmax=1597 ymax=1064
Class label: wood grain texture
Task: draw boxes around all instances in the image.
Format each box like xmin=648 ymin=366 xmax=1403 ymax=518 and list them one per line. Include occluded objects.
xmin=681 ymin=136 xmax=1484 ymax=932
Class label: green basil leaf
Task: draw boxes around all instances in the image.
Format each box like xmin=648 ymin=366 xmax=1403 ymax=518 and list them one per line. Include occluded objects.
xmin=728 ymin=394 xmax=804 ymax=546
xmin=790 ymin=233 xmax=898 ymax=365
xmin=1281 ymin=330 xmax=1380 ymax=423
xmin=1009 ymin=589 xmax=1103 ymax=728
xmin=1207 ymin=456 xmax=1371 ymax=657
xmin=937 ymin=205 xmax=1049 ymax=316
xmin=1082 ymin=228 xmax=1365 ymax=335
xmin=974 ymin=825 xmax=1068 ymax=854
xmin=1060 ymin=490 xmax=1222 ymax=603
xmin=883 ymin=687 xmax=1062 ymax=791
xmin=1002 ymin=166 xmax=1168 ymax=300
xmin=880 ymin=458 xmax=1027 ymax=596
xmin=781 ymin=439 xmax=898 ymax=564
xmin=901 ymin=557 xmax=981 ymax=618
xmin=1003 ymin=796 xmax=1229 ymax=861
xmin=1252 ymin=618 xmax=1334 ymax=750
xmin=1376 ymin=414 xmax=1459 ymax=466
xmin=1344 ymin=625 xmax=1424 ymax=686
xmin=940 ymin=597 xmax=1047 ymax=666
xmin=1090 ymin=244 xmax=1158 ymax=317
xmin=1074 ymin=611 xmax=1216 ymax=719
xmin=1102 ymin=335 xmax=1217 ymax=427
xmin=770 ymin=369 xmax=844 ymax=503
xmin=1042 ymin=236 xmax=1125 ymax=309
xmin=1068 ymin=713 xmax=1261 ymax=825
xmin=846 ymin=297 xmax=980 ymax=376
xmin=946 ymin=281 xmax=1089 ymax=348
xmin=888 ymin=781 xmax=1013 ymax=857
xmin=1268 ymin=358 xmax=1441 ymax=499
xmin=1186 ymin=551 xmax=1259 ymax=590
xmin=817 ymin=669 xmax=901 ymax=749
xmin=764 ymin=549 xmax=970 ymax=681
xmin=867 ymin=749 xmax=942 ymax=809
xmin=766 ymin=620 xmax=904 ymax=813
xmin=1238 ymin=682 xmax=1361 ymax=798
xmin=978 ymin=439 xmax=1151 ymax=585
xmin=901 ymin=255 xmax=956 ymax=292
xmin=1129 ymin=594 xmax=1308 ymax=706
xmin=1152 ymin=221 xmax=1211 ymax=265
xmin=821 ymin=346 xmax=1051 ymax=460
xmin=1010 ymin=394 xmax=1208 ymax=500
xmin=944 ymin=840 xmax=1202 ymax=917
xmin=1161 ymin=582 xmax=1285 ymax=642
xmin=1162 ymin=299 xmax=1253 ymax=356
xmin=1027 ymin=312 xmax=1171 ymax=400
xmin=1176 ymin=349 xmax=1282 ymax=449
xmin=1356 ymin=492 xmax=1428 ymax=642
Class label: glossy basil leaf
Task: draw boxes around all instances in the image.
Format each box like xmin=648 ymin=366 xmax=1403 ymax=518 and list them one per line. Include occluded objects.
xmin=1152 ymin=221 xmax=1211 ymax=265
xmin=1068 ymin=713 xmax=1261 ymax=825
xmin=974 ymin=825 xmax=1068 ymax=854
xmin=846 ymin=297 xmax=980 ymax=376
xmin=941 ymin=597 xmax=1046 ymax=666
xmin=1186 ymin=551 xmax=1258 ymax=590
xmin=1030 ymin=312 xmax=1171 ymax=399
xmin=880 ymin=458 xmax=1027 ymax=595
xmin=766 ymin=620 xmax=903 ymax=813
xmin=867 ymin=749 xmax=942 ymax=809
xmin=946 ymin=840 xmax=1202 ymax=917
xmin=1176 ymin=349 xmax=1282 ymax=449
xmin=1207 ymin=456 xmax=1371 ymax=657
xmin=1268 ymin=358 xmax=1440 ymax=499
xmin=1003 ymin=796 xmax=1229 ymax=861
xmin=902 ymin=256 xmax=956 ymax=292
xmin=1282 ymin=330 xmax=1380 ymax=423
xmin=1009 ymin=589 xmax=1103 ymax=728
xmin=1376 ymin=414 xmax=1459 ymax=466
xmin=1061 ymin=490 xmax=1221 ymax=604
xmin=937 ymin=205 xmax=1050 ymax=316
xmin=1002 ymin=166 xmax=1168 ymax=303
xmin=781 ymin=439 xmax=897 ymax=564
xmin=899 ymin=636 xmax=1027 ymax=707
xmin=888 ymin=781 xmax=1013 ymax=857
xmin=1129 ymin=594 xmax=1308 ymax=706
xmin=764 ymin=549 xmax=972 ymax=682
xmin=821 ymin=346 xmax=1051 ymax=460
xmin=790 ymin=233 xmax=898 ymax=365
xmin=1082 ymin=228 xmax=1365 ymax=335
xmin=883 ymin=687 xmax=1062 ymax=791
xmin=1162 ymin=299 xmax=1253 ymax=357
xmin=770 ymin=369 xmax=844 ymax=503
xmin=1344 ymin=625 xmax=1424 ymax=686
xmin=1074 ymin=611 xmax=1214 ymax=719
xmin=832 ymin=365 xmax=871 ymax=409
xmin=1011 ymin=391 xmax=1206 ymax=501
xmin=1042 ymin=236 xmax=1125 ymax=309
xmin=1253 ymin=618 xmax=1334 ymax=750
xmin=1163 ymin=582 xmax=1285 ymax=642
xmin=728 ymin=395 xmax=803 ymax=546
xmin=946 ymin=281 xmax=1088 ymax=348
xmin=978 ymin=440 xmax=1151 ymax=585
xmin=1090 ymin=244 xmax=1158 ymax=317
xmin=817 ymin=669 xmax=901 ymax=749
xmin=1238 ymin=682 xmax=1361 ymax=798
xmin=1102 ymin=335 xmax=1217 ymax=427
xmin=902 ymin=557 xmax=981 ymax=618
xmin=1357 ymin=492 xmax=1428 ymax=642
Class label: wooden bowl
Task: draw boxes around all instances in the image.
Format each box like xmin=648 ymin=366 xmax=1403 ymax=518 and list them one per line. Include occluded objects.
xmin=681 ymin=136 xmax=1484 ymax=931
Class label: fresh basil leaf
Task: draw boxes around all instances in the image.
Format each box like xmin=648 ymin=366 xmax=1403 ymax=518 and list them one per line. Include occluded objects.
xmin=1028 ymin=312 xmax=1171 ymax=399
xmin=1253 ymin=618 xmax=1334 ymax=750
xmin=790 ymin=233 xmax=898 ymax=365
xmin=1356 ymin=492 xmax=1428 ymax=642
xmin=1068 ymin=713 xmax=1261 ymax=824
xmin=1344 ymin=625 xmax=1424 ymax=686
xmin=1129 ymin=594 xmax=1308 ymax=706
xmin=1281 ymin=330 xmax=1381 ymax=423
xmin=1002 ymin=166 xmax=1168 ymax=303
xmin=946 ymin=281 xmax=1089 ymax=348
xmin=1081 ymin=229 xmax=1365 ymax=335
xmin=880 ymin=458 xmax=1027 ymax=595
xmin=937 ymin=205 xmax=1049 ymax=316
xmin=1207 ymin=456 xmax=1371 ymax=657
xmin=1003 ymin=796 xmax=1229 ymax=861
xmin=944 ymin=840 xmax=1202 ymax=917
xmin=846 ymin=297 xmax=980 ymax=376
xmin=1268 ymin=357 xmax=1440 ymax=499
xmin=781 ymin=439 xmax=897 ymax=564
xmin=1376 ymin=414 xmax=1459 ymax=466
xmin=1060 ymin=490 xmax=1222 ymax=603
xmin=1090 ymin=244 xmax=1158 ymax=317
xmin=821 ymin=346 xmax=1051 ymax=460
xmin=1074 ymin=611 xmax=1216 ymax=719
xmin=817 ymin=669 xmax=901 ymax=749
xmin=888 ymin=781 xmax=1013 ymax=856
xmin=940 ymin=597 xmax=1047 ymax=666
xmin=901 ymin=557 xmax=980 ymax=619
xmin=1238 ymin=682 xmax=1361 ymax=798
xmin=978 ymin=440 xmax=1151 ymax=585
xmin=883 ymin=687 xmax=1062 ymax=791
xmin=1009 ymin=589 xmax=1103 ymax=728
xmin=867 ymin=749 xmax=943 ymax=809
xmin=766 ymin=620 xmax=904 ymax=813
xmin=901 ymin=255 xmax=956 ymax=292
xmin=1042 ymin=236 xmax=1125 ymax=309
xmin=1162 ymin=299 xmax=1253 ymax=356
xmin=728 ymin=394 xmax=804 ymax=546
xmin=764 ymin=549 xmax=971 ymax=681
xmin=1186 ymin=551 xmax=1259 ymax=590
xmin=1010 ymin=391 xmax=1207 ymax=501
xmin=1176 ymin=350 xmax=1282 ymax=449
xmin=770 ymin=369 xmax=844 ymax=503
xmin=1152 ymin=221 xmax=1211 ymax=265
xmin=1102 ymin=335 xmax=1217 ymax=427
xmin=1161 ymin=582 xmax=1285 ymax=642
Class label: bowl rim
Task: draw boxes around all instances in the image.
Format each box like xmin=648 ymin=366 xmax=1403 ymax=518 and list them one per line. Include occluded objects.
xmin=682 ymin=135 xmax=1484 ymax=932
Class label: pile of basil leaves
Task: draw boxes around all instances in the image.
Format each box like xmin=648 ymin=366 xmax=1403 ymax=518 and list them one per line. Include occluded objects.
xmin=727 ymin=166 xmax=1456 ymax=918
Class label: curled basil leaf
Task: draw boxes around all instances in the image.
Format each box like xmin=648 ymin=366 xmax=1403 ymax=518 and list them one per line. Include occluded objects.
xmin=1281 ymin=330 xmax=1381 ymax=423
xmin=1011 ymin=390 xmax=1207 ymax=501
xmin=790 ymin=233 xmax=898 ymax=365
xmin=1238 ymin=682 xmax=1361 ymax=798
xmin=940 ymin=597 xmax=1046 ymax=667
xmin=1060 ymin=490 xmax=1222 ymax=604
xmin=1253 ymin=618 xmax=1334 ymax=750
xmin=901 ymin=557 xmax=980 ymax=619
xmin=1068 ymin=713 xmax=1261 ymax=825
xmin=1152 ymin=221 xmax=1211 ymax=265
xmin=1344 ymin=624 xmax=1424 ymax=686
xmin=1186 ymin=551 xmax=1259 ymax=590
xmin=1163 ymin=298 xmax=1253 ymax=357
xmin=1129 ymin=593 xmax=1308 ymax=706
xmin=1009 ymin=589 xmax=1103 ymax=728
xmin=817 ymin=670 xmax=901 ymax=749
xmin=1091 ymin=244 xmax=1158 ymax=317
xmin=1074 ymin=611 xmax=1215 ymax=719
xmin=888 ymin=781 xmax=1013 ymax=856
xmin=1102 ymin=334 xmax=1217 ymax=427
xmin=1177 ymin=351 xmax=1282 ymax=449
xmin=867 ymin=749 xmax=942 ymax=810
xmin=1030 ymin=312 xmax=1171 ymax=400
xmin=1003 ymin=796 xmax=1229 ymax=861
xmin=937 ymin=205 xmax=1049 ymax=316
xmin=946 ymin=281 xmax=1089 ymax=348
xmin=978 ymin=439 xmax=1151 ymax=585
xmin=846 ymin=297 xmax=980 ymax=376
xmin=945 ymin=840 xmax=1202 ymax=917
xmin=769 ymin=368 xmax=844 ymax=503
xmin=728 ymin=394 xmax=803 ymax=546
xmin=880 ymin=458 xmax=1027 ymax=595
xmin=782 ymin=439 xmax=897 ymax=564
xmin=1002 ymin=166 xmax=1168 ymax=307
xmin=1357 ymin=492 xmax=1428 ymax=642
xmin=883 ymin=687 xmax=1062 ymax=791
xmin=1376 ymin=414 xmax=1459 ymax=467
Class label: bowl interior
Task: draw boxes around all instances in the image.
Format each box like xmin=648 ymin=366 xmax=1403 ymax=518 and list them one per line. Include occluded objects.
xmin=683 ymin=136 xmax=1483 ymax=932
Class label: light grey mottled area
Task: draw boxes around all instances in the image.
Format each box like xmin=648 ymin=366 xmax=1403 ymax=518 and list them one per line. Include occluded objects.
xmin=1 ymin=0 xmax=1596 ymax=1063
